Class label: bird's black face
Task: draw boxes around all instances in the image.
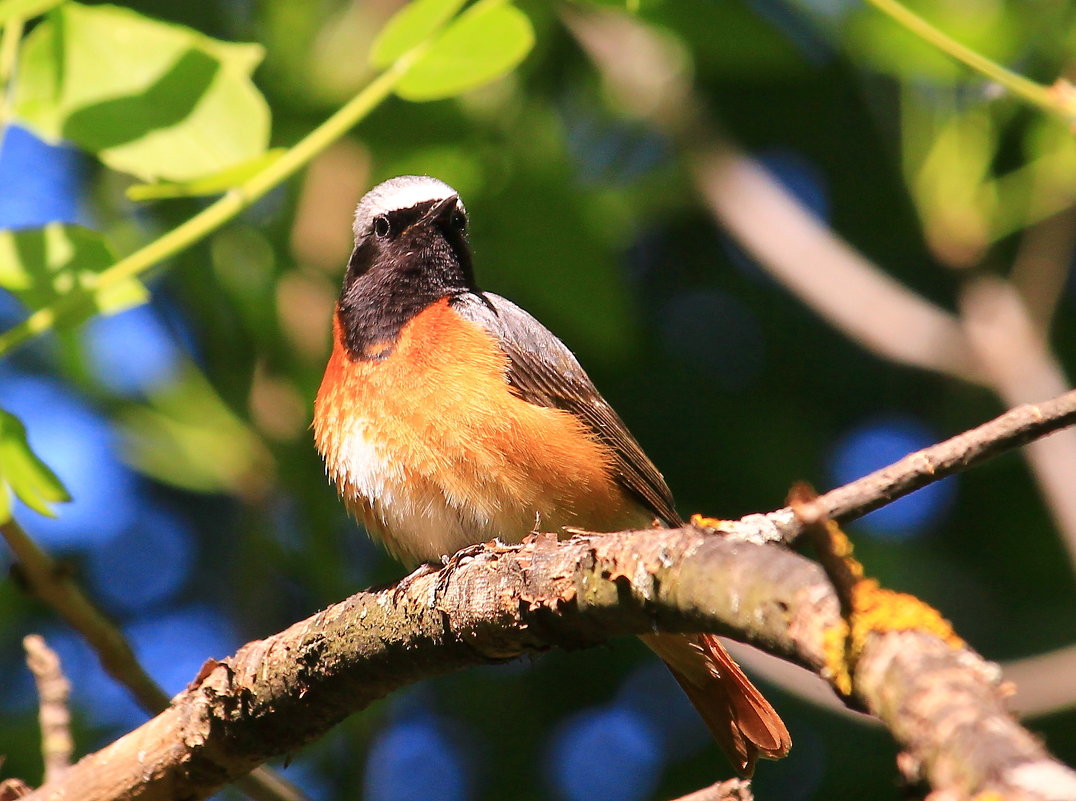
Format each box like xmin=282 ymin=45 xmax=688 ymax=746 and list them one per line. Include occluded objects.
xmin=338 ymin=193 xmax=477 ymax=361
xmin=345 ymin=195 xmax=473 ymax=288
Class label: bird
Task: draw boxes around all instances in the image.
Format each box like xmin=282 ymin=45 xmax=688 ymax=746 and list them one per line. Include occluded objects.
xmin=313 ymin=175 xmax=791 ymax=776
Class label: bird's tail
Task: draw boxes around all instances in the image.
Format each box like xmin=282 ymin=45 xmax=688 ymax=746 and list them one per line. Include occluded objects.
xmin=641 ymin=632 xmax=791 ymax=776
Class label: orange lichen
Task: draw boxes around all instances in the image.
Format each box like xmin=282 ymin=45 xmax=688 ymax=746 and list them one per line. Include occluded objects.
xmin=690 ymin=513 xmax=729 ymax=530
xmin=820 ymin=519 xmax=964 ymax=697
xmin=821 ymin=519 xmax=859 ymax=569
xmin=822 ymin=619 xmax=854 ymax=696
xmin=849 ymin=579 xmax=964 ymax=654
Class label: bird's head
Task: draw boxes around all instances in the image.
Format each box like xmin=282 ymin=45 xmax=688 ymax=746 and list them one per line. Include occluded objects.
xmin=344 ymin=175 xmax=474 ymax=297
xmin=336 ymin=175 xmax=476 ymax=360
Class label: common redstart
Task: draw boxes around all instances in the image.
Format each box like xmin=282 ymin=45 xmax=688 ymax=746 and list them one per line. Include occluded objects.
xmin=314 ymin=175 xmax=790 ymax=775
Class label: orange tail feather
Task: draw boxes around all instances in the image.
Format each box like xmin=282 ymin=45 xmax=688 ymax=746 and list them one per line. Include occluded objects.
xmin=641 ymin=633 xmax=791 ymax=776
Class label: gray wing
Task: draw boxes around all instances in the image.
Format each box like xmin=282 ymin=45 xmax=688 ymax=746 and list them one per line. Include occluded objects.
xmin=452 ymin=292 xmax=682 ymax=527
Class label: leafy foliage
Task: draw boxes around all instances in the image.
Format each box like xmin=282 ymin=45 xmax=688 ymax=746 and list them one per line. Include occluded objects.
xmin=14 ymin=2 xmax=269 ymax=182
xmin=369 ymin=0 xmax=469 ymax=68
xmin=393 ymin=2 xmax=535 ymax=101
xmin=0 ymin=224 xmax=145 ymax=321
xmin=0 ymin=409 xmax=69 ymax=520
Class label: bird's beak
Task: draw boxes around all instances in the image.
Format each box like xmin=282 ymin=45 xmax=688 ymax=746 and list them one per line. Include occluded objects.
xmin=423 ymin=194 xmax=459 ymax=225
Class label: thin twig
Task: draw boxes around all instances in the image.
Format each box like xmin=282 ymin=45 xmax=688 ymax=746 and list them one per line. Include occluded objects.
xmin=959 ymin=278 xmax=1076 ymax=571
xmin=2 ymin=520 xmax=169 ymax=710
xmin=23 ymin=635 xmax=72 ymax=783
xmin=789 ymin=484 xmax=858 ymax=614
xmin=665 ymin=778 xmax=753 ymax=801
xmin=1004 ymin=643 xmax=1076 ymax=717
xmin=707 ymin=389 xmax=1076 ymax=546
xmin=0 ymin=519 xmax=310 ymax=801
xmin=784 ymin=388 xmax=1076 ymax=535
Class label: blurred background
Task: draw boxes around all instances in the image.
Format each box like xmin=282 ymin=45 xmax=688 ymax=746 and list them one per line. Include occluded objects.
xmin=1 ymin=1 xmax=1075 ymax=799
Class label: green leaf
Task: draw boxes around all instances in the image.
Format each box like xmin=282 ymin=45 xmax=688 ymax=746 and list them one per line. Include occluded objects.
xmin=0 ymin=223 xmax=147 ymax=324
xmin=0 ymin=0 xmax=64 ymax=25
xmin=395 ymin=3 xmax=534 ymax=101
xmin=126 ymin=148 xmax=285 ymax=201
xmin=0 ymin=409 xmax=70 ymax=519
xmin=369 ymin=0 xmax=468 ymax=69
xmin=13 ymin=2 xmax=270 ymax=182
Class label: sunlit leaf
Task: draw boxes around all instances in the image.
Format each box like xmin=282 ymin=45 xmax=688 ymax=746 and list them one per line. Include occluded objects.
xmin=0 ymin=0 xmax=64 ymax=24
xmin=0 ymin=224 xmax=147 ymax=324
xmin=395 ymin=3 xmax=534 ymax=101
xmin=126 ymin=148 xmax=285 ymax=201
xmin=369 ymin=0 xmax=467 ymax=69
xmin=0 ymin=409 xmax=70 ymax=519
xmin=13 ymin=2 xmax=270 ymax=182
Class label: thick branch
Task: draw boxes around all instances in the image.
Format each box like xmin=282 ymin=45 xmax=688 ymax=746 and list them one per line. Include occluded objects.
xmin=23 ymin=525 xmax=1075 ymax=801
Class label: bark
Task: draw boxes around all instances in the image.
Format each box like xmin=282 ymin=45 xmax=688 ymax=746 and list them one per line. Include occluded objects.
xmin=22 ymin=524 xmax=1076 ymax=801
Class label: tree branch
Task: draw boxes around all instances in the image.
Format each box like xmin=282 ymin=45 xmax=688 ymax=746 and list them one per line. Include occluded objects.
xmin=692 ymin=147 xmax=988 ymax=385
xmin=666 ymin=778 xmax=752 ymax=801
xmin=22 ymin=635 xmax=72 ymax=784
xmin=10 ymin=383 xmax=1074 ymax=798
xmin=0 ymin=519 xmax=309 ymax=801
xmin=585 ymin=4 xmax=1076 ymax=721
xmin=2 ymin=520 xmax=170 ymax=712
xmin=20 ymin=520 xmax=1075 ymax=801
xmin=959 ymin=278 xmax=1076 ymax=568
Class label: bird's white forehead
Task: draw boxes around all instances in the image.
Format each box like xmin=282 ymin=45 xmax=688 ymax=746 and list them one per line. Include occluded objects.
xmin=353 ymin=175 xmax=464 ymax=237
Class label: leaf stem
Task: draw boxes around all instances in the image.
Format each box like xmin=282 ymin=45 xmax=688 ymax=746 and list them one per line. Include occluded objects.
xmin=863 ymin=0 xmax=1076 ymax=122
xmin=0 ymin=58 xmax=412 ymax=356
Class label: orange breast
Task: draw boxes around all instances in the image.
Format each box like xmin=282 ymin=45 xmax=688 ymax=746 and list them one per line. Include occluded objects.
xmin=313 ymin=298 xmax=646 ymax=564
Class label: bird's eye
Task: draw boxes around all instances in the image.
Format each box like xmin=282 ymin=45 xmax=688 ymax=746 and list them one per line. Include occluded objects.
xmin=451 ymin=211 xmax=467 ymax=232
xmin=373 ymin=215 xmax=391 ymax=238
